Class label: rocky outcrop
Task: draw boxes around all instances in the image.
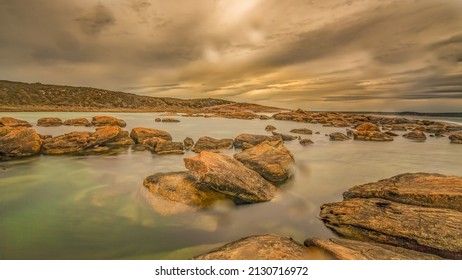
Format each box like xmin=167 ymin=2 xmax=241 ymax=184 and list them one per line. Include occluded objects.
xmin=192 ymin=136 xmax=234 ymax=153
xmin=37 ymin=117 xmax=63 ymax=127
xmin=0 ymin=127 xmax=42 ymax=159
xmin=161 ymin=118 xmax=180 ymax=122
xmin=143 ymin=171 xmax=226 ymax=213
xmin=91 ymin=116 xmax=126 ymax=127
xmin=299 ymin=138 xmax=314 ymax=146
xmin=265 ymin=125 xmax=276 ymax=131
xmin=142 ymin=137 xmax=184 ymax=154
xmin=0 ymin=117 xmax=32 ymax=127
xmin=329 ymin=132 xmax=350 ymax=141
xmin=63 ymin=118 xmax=92 ymax=127
xmin=353 ymin=122 xmax=393 ymax=141
xmin=234 ymin=133 xmax=282 ymax=149
xmin=272 ymin=131 xmax=297 ymax=141
xmin=42 ymin=126 xmax=133 ymax=155
xmin=304 ymin=238 xmax=442 ymax=260
xmin=403 ymin=130 xmax=426 ymax=142
xmin=234 ymin=142 xmax=294 ymax=185
xmin=184 ymin=151 xmax=277 ymax=203
xmin=449 ymin=132 xmax=462 ymax=144
xmin=290 ymin=128 xmax=312 ymax=135
xmin=193 ymin=235 xmax=316 ymax=260
xmin=183 ymin=137 xmax=195 ymax=150
xmin=320 ymin=173 xmax=462 ymax=259
xmin=130 ymin=127 xmax=172 ymax=143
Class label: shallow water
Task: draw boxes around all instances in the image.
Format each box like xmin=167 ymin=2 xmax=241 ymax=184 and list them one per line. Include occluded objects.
xmin=1 ymin=112 xmax=461 ymax=259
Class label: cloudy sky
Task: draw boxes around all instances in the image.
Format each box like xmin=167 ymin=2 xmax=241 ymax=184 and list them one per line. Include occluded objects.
xmin=1 ymin=0 xmax=461 ymax=112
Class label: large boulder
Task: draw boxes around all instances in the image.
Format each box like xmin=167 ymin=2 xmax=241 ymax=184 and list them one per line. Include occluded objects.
xmin=130 ymin=127 xmax=172 ymax=143
xmin=192 ymin=136 xmax=234 ymax=153
xmin=93 ymin=126 xmax=134 ymax=146
xmin=0 ymin=117 xmax=32 ymax=127
xmin=403 ymin=130 xmax=426 ymax=142
xmin=184 ymin=151 xmax=277 ymax=203
xmin=234 ymin=133 xmax=282 ymax=149
xmin=329 ymin=132 xmax=350 ymax=141
xmin=353 ymin=122 xmax=392 ymax=141
xmin=449 ymin=132 xmax=462 ymax=144
xmin=320 ymin=173 xmax=462 ymax=259
xmin=290 ymin=128 xmax=312 ymax=135
xmin=91 ymin=116 xmax=126 ymax=127
xmin=304 ymin=238 xmax=441 ymax=260
xmin=37 ymin=117 xmax=63 ymax=127
xmin=234 ymin=142 xmax=294 ymax=185
xmin=193 ymin=235 xmax=316 ymax=260
xmin=142 ymin=137 xmax=184 ymax=154
xmin=143 ymin=171 xmax=226 ymax=213
xmin=356 ymin=122 xmax=380 ymax=132
xmin=63 ymin=118 xmax=92 ymax=127
xmin=0 ymin=127 xmax=42 ymax=159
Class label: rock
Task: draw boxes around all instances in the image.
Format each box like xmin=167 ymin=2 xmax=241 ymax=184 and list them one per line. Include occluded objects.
xmin=320 ymin=198 xmax=462 ymax=259
xmin=346 ymin=128 xmax=354 ymax=137
xmin=184 ymin=151 xmax=277 ymax=203
xmin=304 ymin=238 xmax=442 ymax=260
xmin=329 ymin=132 xmax=350 ymax=141
xmin=0 ymin=127 xmax=42 ymax=159
xmin=385 ymin=131 xmax=399 ymax=137
xmin=234 ymin=133 xmax=282 ymax=149
xmin=271 ymin=131 xmax=298 ymax=141
xmin=343 ymin=173 xmax=462 ymax=212
xmin=265 ymin=125 xmax=277 ymax=131
xmin=143 ymin=171 xmax=226 ymax=210
xmin=193 ymin=235 xmax=316 ymax=260
xmin=161 ymin=118 xmax=180 ymax=122
xmin=130 ymin=127 xmax=172 ymax=143
xmin=403 ymin=130 xmax=426 ymax=142
xmin=259 ymin=115 xmax=271 ymax=120
xmin=290 ymin=128 xmax=312 ymax=135
xmin=91 ymin=116 xmax=126 ymax=127
xmin=234 ymin=142 xmax=294 ymax=185
xmin=155 ymin=118 xmax=161 ymax=122
xmin=192 ymin=136 xmax=234 ymax=153
xmin=353 ymin=122 xmax=393 ymax=141
xmin=42 ymin=126 xmax=133 ymax=155
xmin=39 ymin=134 xmax=52 ymax=140
xmin=142 ymin=137 xmax=184 ymax=154
xmin=449 ymin=132 xmax=462 ymax=144
xmin=183 ymin=137 xmax=195 ymax=150
xmin=0 ymin=117 xmax=32 ymax=127
xmin=299 ymin=138 xmax=314 ymax=146
xmin=63 ymin=118 xmax=92 ymax=127
xmin=356 ymin=122 xmax=380 ymax=132
xmin=315 ymin=131 xmax=320 ymax=134
xmin=37 ymin=117 xmax=63 ymax=127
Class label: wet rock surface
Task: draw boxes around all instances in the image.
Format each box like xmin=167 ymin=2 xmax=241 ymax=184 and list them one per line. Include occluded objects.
xmin=353 ymin=122 xmax=393 ymax=141
xmin=290 ymin=128 xmax=312 ymax=134
xmin=234 ymin=133 xmax=282 ymax=149
xmin=272 ymin=131 xmax=298 ymax=141
xmin=192 ymin=136 xmax=234 ymax=153
xmin=183 ymin=137 xmax=195 ymax=150
xmin=0 ymin=127 xmax=42 ymax=159
xmin=130 ymin=127 xmax=172 ymax=143
xmin=37 ymin=117 xmax=63 ymax=127
xmin=299 ymin=138 xmax=314 ymax=146
xmin=63 ymin=118 xmax=92 ymax=126
xmin=0 ymin=117 xmax=32 ymax=127
xmin=91 ymin=116 xmax=126 ymax=127
xmin=329 ymin=132 xmax=350 ymax=141
xmin=449 ymin=132 xmax=462 ymax=144
xmin=403 ymin=130 xmax=427 ymax=142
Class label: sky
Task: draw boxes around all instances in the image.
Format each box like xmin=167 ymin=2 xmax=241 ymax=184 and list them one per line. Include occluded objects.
xmin=1 ymin=0 xmax=461 ymax=112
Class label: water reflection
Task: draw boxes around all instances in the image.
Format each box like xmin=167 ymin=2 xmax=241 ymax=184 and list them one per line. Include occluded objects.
xmin=0 ymin=112 xmax=461 ymax=259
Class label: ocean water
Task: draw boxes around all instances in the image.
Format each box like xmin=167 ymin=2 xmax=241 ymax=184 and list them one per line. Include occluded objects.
xmin=1 ymin=112 xmax=461 ymax=259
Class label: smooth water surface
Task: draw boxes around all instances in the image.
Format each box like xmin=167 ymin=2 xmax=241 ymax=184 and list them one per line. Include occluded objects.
xmin=1 ymin=112 xmax=461 ymax=259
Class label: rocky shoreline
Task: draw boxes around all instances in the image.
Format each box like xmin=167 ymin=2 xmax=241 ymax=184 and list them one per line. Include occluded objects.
xmin=1 ymin=109 xmax=462 ymax=259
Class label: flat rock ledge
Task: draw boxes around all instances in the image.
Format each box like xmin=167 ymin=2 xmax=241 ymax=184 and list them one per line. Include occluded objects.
xmin=320 ymin=173 xmax=462 ymax=259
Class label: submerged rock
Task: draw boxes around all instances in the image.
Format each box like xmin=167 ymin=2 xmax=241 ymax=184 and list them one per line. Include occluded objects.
xmin=63 ymin=118 xmax=92 ymax=127
xmin=305 ymin=238 xmax=442 ymax=260
xmin=161 ymin=118 xmax=180 ymax=122
xmin=0 ymin=127 xmax=42 ymax=159
xmin=91 ymin=116 xmax=126 ymax=127
xmin=234 ymin=133 xmax=282 ymax=149
xmin=184 ymin=151 xmax=277 ymax=203
xmin=290 ymin=128 xmax=313 ymax=135
xmin=234 ymin=142 xmax=294 ymax=185
xmin=37 ymin=117 xmax=63 ymax=127
xmin=192 ymin=136 xmax=234 ymax=153
xmin=130 ymin=127 xmax=172 ymax=143
xmin=0 ymin=117 xmax=32 ymax=127
xmin=449 ymin=132 xmax=462 ymax=144
xmin=329 ymin=132 xmax=350 ymax=141
xmin=265 ymin=125 xmax=277 ymax=131
xmin=299 ymin=138 xmax=314 ymax=146
xmin=143 ymin=171 xmax=226 ymax=212
xmin=403 ymin=130 xmax=426 ymax=142
xmin=183 ymin=137 xmax=195 ymax=150
xmin=272 ymin=131 xmax=298 ymax=141
xmin=193 ymin=235 xmax=317 ymax=260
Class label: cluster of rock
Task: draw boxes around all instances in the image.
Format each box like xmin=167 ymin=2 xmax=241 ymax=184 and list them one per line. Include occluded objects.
xmin=143 ymin=136 xmax=295 ymax=214
xmin=194 ymin=173 xmax=462 ymax=260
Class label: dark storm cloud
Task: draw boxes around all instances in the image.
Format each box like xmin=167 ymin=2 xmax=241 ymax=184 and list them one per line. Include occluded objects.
xmin=0 ymin=0 xmax=461 ymax=111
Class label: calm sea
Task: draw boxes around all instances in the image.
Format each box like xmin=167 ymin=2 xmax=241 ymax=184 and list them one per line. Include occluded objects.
xmin=1 ymin=112 xmax=461 ymax=259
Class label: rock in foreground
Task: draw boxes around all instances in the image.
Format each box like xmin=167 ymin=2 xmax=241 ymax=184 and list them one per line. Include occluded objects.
xmin=0 ymin=117 xmax=32 ymax=127
xmin=193 ymin=235 xmax=319 ymax=260
xmin=304 ymin=238 xmax=442 ymax=260
xmin=234 ymin=142 xmax=294 ymax=185
xmin=234 ymin=133 xmax=282 ymax=149
xmin=0 ymin=127 xmax=42 ymax=159
xmin=184 ymin=151 xmax=277 ymax=203
xmin=192 ymin=136 xmax=234 ymax=153
xmin=449 ymin=132 xmax=462 ymax=144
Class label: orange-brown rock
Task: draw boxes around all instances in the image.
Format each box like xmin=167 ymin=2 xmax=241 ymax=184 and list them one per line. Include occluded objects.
xmin=91 ymin=116 xmax=126 ymax=127
xmin=234 ymin=133 xmax=282 ymax=149
xmin=403 ymin=130 xmax=426 ymax=142
xmin=130 ymin=127 xmax=172 ymax=143
xmin=142 ymin=137 xmax=184 ymax=154
xmin=449 ymin=132 xmax=462 ymax=144
xmin=184 ymin=151 xmax=277 ymax=203
xmin=0 ymin=127 xmax=42 ymax=159
xmin=37 ymin=117 xmax=63 ymax=127
xmin=192 ymin=136 xmax=234 ymax=153
xmin=0 ymin=117 xmax=32 ymax=127
xmin=63 ymin=118 xmax=92 ymax=127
